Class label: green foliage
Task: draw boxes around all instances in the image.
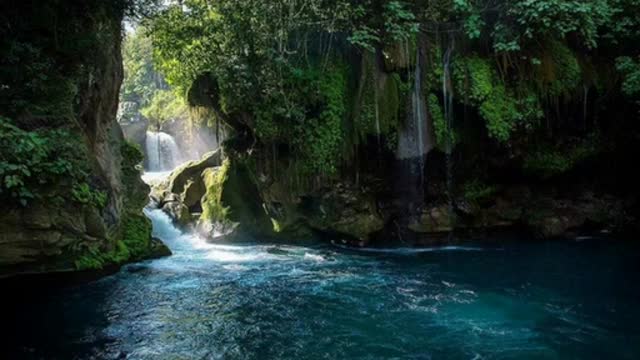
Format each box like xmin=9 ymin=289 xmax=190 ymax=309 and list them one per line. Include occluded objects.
xmin=543 ymin=41 xmax=582 ymax=98
xmin=480 ymin=85 xmax=520 ymax=142
xmin=121 ymin=213 xmax=152 ymax=258
xmin=71 ymin=183 xmax=108 ymax=209
xmin=121 ymin=141 xmax=145 ymax=168
xmin=121 ymin=26 xmax=164 ymax=107
xmin=463 ymin=180 xmax=496 ymax=204
xmin=140 ymin=89 xmax=188 ymax=127
xmin=429 ymin=93 xmax=456 ymax=150
xmin=382 ymin=1 xmax=419 ymax=42
xmin=0 ymin=117 xmax=103 ymax=207
xmin=523 ymin=136 xmax=601 ymax=178
xmin=453 ymin=0 xmax=485 ymax=40
xmin=456 ymin=0 xmax=613 ymax=52
xmin=354 ymin=55 xmax=400 ymax=146
xmin=296 ymin=66 xmax=347 ymax=174
xmin=347 ymin=1 xmax=418 ymax=50
xmin=450 ymin=55 xmax=543 ymax=142
xmin=452 ymin=55 xmax=494 ymax=105
xmin=616 ymin=56 xmax=640 ymax=98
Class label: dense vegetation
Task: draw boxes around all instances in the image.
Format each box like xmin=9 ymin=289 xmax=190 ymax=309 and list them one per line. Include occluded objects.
xmin=1 ymin=0 xmax=639 ymax=274
xmin=120 ymin=25 xmax=188 ymax=128
xmin=0 ymin=0 xmax=164 ymax=274
xmin=144 ymin=0 xmax=639 ymax=185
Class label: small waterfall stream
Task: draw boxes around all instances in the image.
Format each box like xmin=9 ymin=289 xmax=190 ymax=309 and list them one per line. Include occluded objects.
xmin=395 ymin=41 xmax=433 ymax=211
xmin=145 ymin=131 xmax=182 ymax=171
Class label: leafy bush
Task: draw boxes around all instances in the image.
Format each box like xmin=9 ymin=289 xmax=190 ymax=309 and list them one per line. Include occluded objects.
xmin=0 ymin=117 xmax=105 ymax=207
xmin=544 ymin=41 xmax=582 ymax=98
xmin=453 ymin=56 xmax=494 ymax=105
xmin=71 ymin=183 xmax=108 ymax=209
xmin=463 ymin=180 xmax=496 ymax=204
xmin=140 ymin=89 xmax=188 ymax=127
xmin=479 ymin=85 xmax=520 ymax=142
xmin=616 ymin=56 xmax=640 ymax=98
xmin=429 ymin=93 xmax=456 ymax=151
xmin=523 ymin=136 xmax=600 ymax=178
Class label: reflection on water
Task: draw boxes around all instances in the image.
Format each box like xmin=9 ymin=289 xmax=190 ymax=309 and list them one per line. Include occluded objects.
xmin=4 ymin=208 xmax=640 ymax=359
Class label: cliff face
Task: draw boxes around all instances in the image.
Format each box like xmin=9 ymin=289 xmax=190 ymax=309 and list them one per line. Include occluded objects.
xmin=179 ymin=40 xmax=638 ymax=246
xmin=0 ymin=1 xmax=163 ymax=277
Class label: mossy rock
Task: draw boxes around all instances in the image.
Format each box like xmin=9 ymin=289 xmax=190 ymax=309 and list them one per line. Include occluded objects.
xmin=168 ymin=150 xmax=222 ymax=194
xmin=198 ymin=159 xmax=274 ymax=239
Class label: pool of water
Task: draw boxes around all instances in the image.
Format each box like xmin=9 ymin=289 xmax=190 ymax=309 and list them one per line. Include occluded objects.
xmin=5 ymin=209 xmax=640 ymax=359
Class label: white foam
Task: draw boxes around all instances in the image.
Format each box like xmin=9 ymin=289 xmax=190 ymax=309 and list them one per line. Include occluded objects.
xmin=303 ymin=253 xmax=326 ymax=262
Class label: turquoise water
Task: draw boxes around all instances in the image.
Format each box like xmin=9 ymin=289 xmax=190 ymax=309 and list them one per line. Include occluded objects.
xmin=5 ymin=209 xmax=640 ymax=359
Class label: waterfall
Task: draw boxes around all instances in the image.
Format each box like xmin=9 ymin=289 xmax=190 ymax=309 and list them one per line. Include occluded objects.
xmin=145 ymin=131 xmax=182 ymax=171
xmin=397 ymin=46 xmax=431 ymax=161
xmin=395 ymin=42 xmax=433 ymax=211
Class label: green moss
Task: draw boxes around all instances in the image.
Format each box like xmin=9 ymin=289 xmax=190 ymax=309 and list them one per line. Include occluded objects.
xmin=200 ymin=160 xmax=230 ymax=224
xmin=121 ymin=213 xmax=152 ymax=258
xmin=453 ymin=55 xmax=494 ymax=105
xmin=479 ymin=85 xmax=519 ymax=142
xmin=74 ymin=212 xmax=151 ymax=270
xmin=296 ymin=65 xmax=347 ymax=175
xmin=463 ymin=180 xmax=496 ymax=204
xmin=428 ymin=93 xmax=457 ymax=151
xmin=202 ymin=158 xmax=274 ymax=236
xmin=71 ymin=183 xmax=108 ymax=209
xmin=539 ymin=41 xmax=582 ymax=98
xmin=354 ymin=54 xmax=400 ymax=145
xmin=523 ymin=136 xmax=600 ymax=178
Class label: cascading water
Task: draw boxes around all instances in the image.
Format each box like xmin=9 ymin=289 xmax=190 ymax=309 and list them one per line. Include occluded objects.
xmin=145 ymin=131 xmax=182 ymax=171
xmin=395 ymin=41 xmax=434 ymax=212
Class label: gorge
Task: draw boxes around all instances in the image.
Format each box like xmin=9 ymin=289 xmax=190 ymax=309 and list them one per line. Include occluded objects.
xmin=2 ymin=0 xmax=640 ymax=358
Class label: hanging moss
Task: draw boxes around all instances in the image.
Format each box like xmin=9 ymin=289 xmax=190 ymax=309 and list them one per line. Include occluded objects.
xmin=295 ymin=65 xmax=347 ymax=175
xmin=428 ymin=93 xmax=457 ymax=150
xmin=355 ymin=58 xmax=401 ymax=143
xmin=444 ymin=54 xmax=544 ymax=142
xmin=423 ymin=45 xmax=443 ymax=93
xmin=462 ymin=180 xmax=497 ymax=204
xmin=452 ymin=55 xmax=494 ymax=105
xmin=537 ymin=40 xmax=582 ymax=99
xmin=523 ymin=135 xmax=601 ymax=178
xmin=479 ymin=85 xmax=520 ymax=142
xmin=354 ymin=52 xmax=378 ymax=141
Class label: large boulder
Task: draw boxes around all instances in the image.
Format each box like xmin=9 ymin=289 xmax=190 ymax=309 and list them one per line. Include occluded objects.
xmin=168 ymin=150 xmax=222 ymax=194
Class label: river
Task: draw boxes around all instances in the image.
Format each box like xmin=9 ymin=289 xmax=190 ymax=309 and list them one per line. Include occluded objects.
xmin=4 ymin=181 xmax=640 ymax=359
